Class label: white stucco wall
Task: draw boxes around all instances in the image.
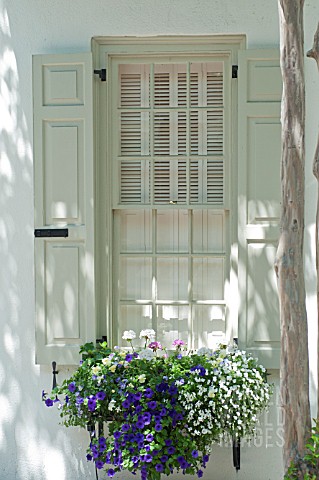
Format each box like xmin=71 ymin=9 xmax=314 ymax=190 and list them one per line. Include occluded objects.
xmin=1 ymin=1 xmax=319 ymax=479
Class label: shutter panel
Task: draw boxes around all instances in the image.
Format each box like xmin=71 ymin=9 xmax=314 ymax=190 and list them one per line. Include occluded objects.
xmin=238 ymin=49 xmax=282 ymax=368
xmin=33 ymin=53 xmax=95 ymax=365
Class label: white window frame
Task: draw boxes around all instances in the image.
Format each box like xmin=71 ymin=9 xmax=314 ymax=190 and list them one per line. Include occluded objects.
xmin=92 ymin=35 xmax=246 ymax=347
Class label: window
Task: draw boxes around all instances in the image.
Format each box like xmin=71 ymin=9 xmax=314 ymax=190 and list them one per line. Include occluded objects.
xmin=33 ymin=38 xmax=282 ymax=367
xmin=107 ymin=54 xmax=231 ymax=349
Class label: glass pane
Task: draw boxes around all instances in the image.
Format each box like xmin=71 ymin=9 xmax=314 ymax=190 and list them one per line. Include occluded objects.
xmin=119 ymin=64 xmax=150 ymax=108
xmin=119 ymin=210 xmax=152 ymax=253
xmin=120 ymin=257 xmax=152 ymax=300
xmin=193 ymin=258 xmax=224 ymax=300
xmin=118 ymin=304 xmax=152 ymax=347
xmin=157 ymin=210 xmax=188 ymax=253
xmin=157 ymin=257 xmax=188 ymax=301
xmin=156 ymin=305 xmax=189 ymax=348
xmin=193 ymin=210 xmax=224 ymax=253
xmin=193 ymin=304 xmax=226 ymax=350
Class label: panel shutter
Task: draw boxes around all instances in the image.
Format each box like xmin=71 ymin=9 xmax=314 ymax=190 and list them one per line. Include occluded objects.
xmin=33 ymin=53 xmax=95 ymax=365
xmin=238 ymin=49 xmax=282 ymax=368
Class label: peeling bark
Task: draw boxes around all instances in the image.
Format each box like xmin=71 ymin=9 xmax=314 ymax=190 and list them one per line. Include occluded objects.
xmin=307 ymin=22 xmax=319 ymax=420
xmin=275 ymin=0 xmax=311 ymax=476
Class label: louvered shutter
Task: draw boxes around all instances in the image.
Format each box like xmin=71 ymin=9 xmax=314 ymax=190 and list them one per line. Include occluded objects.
xmin=116 ymin=61 xmax=225 ymax=207
xmin=238 ymin=49 xmax=282 ymax=368
xmin=33 ymin=53 xmax=95 ymax=365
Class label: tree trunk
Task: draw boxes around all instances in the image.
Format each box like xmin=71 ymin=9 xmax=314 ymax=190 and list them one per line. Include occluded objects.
xmin=307 ymin=22 xmax=319 ymax=420
xmin=275 ymin=0 xmax=311 ymax=476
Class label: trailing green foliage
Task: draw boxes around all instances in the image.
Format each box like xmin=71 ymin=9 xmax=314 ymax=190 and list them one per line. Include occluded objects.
xmin=284 ymin=420 xmax=319 ymax=480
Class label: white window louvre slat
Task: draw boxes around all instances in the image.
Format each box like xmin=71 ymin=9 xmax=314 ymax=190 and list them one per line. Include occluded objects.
xmin=120 ymin=160 xmax=151 ymax=204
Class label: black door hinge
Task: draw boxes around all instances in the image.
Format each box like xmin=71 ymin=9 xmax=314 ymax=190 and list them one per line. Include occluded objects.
xmin=232 ymin=65 xmax=238 ymax=79
xmin=94 ymin=69 xmax=106 ymax=82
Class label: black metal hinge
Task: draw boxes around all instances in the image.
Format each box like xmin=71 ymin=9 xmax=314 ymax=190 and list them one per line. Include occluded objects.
xmin=94 ymin=69 xmax=106 ymax=82
xmin=232 ymin=65 xmax=238 ymax=79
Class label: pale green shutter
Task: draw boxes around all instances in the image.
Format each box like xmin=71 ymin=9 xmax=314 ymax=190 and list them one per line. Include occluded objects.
xmin=33 ymin=53 xmax=95 ymax=365
xmin=238 ymin=49 xmax=282 ymax=368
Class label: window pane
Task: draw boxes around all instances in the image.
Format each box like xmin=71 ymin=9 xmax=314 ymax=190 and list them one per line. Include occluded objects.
xmin=157 ymin=209 xmax=188 ymax=253
xmin=118 ymin=304 xmax=152 ymax=347
xmin=193 ymin=258 xmax=224 ymax=300
xmin=193 ymin=304 xmax=226 ymax=349
xmin=192 ymin=210 xmax=224 ymax=252
xmin=156 ymin=305 xmax=189 ymax=347
xmin=119 ymin=210 xmax=152 ymax=253
xmin=157 ymin=257 xmax=188 ymax=300
xmin=120 ymin=257 xmax=152 ymax=300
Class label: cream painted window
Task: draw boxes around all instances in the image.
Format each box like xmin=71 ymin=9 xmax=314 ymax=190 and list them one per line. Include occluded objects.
xmin=110 ymin=58 xmax=230 ymax=349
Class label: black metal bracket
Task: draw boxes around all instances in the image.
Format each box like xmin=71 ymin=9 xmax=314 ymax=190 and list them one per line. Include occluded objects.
xmin=232 ymin=438 xmax=240 ymax=471
xmin=34 ymin=228 xmax=68 ymax=238
xmin=232 ymin=65 xmax=238 ymax=79
xmin=52 ymin=361 xmax=58 ymax=389
xmin=94 ymin=69 xmax=106 ymax=82
xmin=96 ymin=335 xmax=107 ymax=345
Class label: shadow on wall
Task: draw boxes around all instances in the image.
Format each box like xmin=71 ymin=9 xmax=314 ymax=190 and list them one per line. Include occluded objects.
xmin=0 ymin=3 xmax=100 ymax=478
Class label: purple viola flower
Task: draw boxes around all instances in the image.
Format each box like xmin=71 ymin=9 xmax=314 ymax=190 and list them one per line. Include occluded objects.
xmin=203 ymin=454 xmax=209 ymax=463
xmin=76 ymin=397 xmax=84 ymax=404
xmin=165 ymin=439 xmax=172 ymax=446
xmin=68 ymin=382 xmax=76 ymax=393
xmin=114 ymin=431 xmax=121 ymax=440
xmin=65 ymin=395 xmax=69 ymax=404
xmin=122 ymin=399 xmax=130 ymax=408
xmin=107 ymin=469 xmax=115 ymax=477
xmin=192 ymin=450 xmax=199 ymax=458
xmin=143 ymin=412 xmax=151 ymax=424
xmin=144 ymin=388 xmax=154 ymax=398
xmin=155 ymin=464 xmax=164 ymax=472
xmin=45 ymin=398 xmax=53 ymax=407
xmin=167 ymin=446 xmax=176 ymax=454
xmin=155 ymin=423 xmax=162 ymax=432
xmin=134 ymin=392 xmax=142 ymax=401
xmin=96 ymin=461 xmax=104 ymax=469
xmin=160 ymin=407 xmax=167 ymax=417
xmin=146 ymin=433 xmax=153 ymax=442
xmin=96 ymin=391 xmax=106 ymax=401
xmin=121 ymin=423 xmax=130 ymax=432
xmin=161 ymin=455 xmax=168 ymax=463
xmin=168 ymin=384 xmax=178 ymax=396
xmin=136 ymin=419 xmax=145 ymax=429
xmin=135 ymin=433 xmax=144 ymax=442
xmin=145 ymin=454 xmax=153 ymax=463
xmin=88 ymin=398 xmax=97 ymax=412
xmin=125 ymin=353 xmax=133 ymax=362
xmin=177 ymin=456 xmax=185 ymax=464
xmin=148 ymin=400 xmax=157 ymax=410
xmin=197 ymin=470 xmax=204 ymax=478
xmin=86 ymin=454 xmax=92 ymax=461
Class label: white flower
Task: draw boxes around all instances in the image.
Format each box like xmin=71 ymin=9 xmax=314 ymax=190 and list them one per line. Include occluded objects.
xmin=139 ymin=329 xmax=156 ymax=340
xmin=138 ymin=348 xmax=155 ymax=361
xmin=102 ymin=357 xmax=112 ymax=366
xmin=138 ymin=374 xmax=146 ymax=383
xmin=122 ymin=330 xmax=136 ymax=341
xmin=91 ymin=365 xmax=101 ymax=375
xmin=108 ymin=399 xmax=116 ymax=411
